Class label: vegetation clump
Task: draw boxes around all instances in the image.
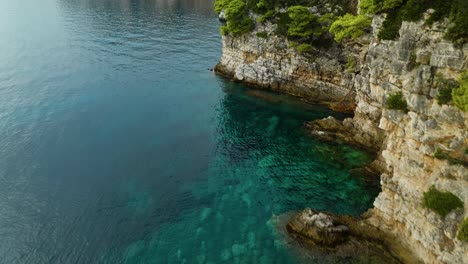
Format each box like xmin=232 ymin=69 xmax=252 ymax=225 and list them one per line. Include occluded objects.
xmin=329 ymin=14 xmax=372 ymax=42
xmin=361 ymin=0 xmax=468 ymax=43
xmin=433 ymin=74 xmax=458 ymax=105
xmin=434 ymin=148 xmax=467 ymax=166
xmin=287 ymin=6 xmax=322 ymax=38
xmin=422 ymin=186 xmax=464 ymax=217
xmin=452 ymin=71 xmax=468 ymax=111
xmin=346 ymin=56 xmax=356 ymax=73
xmin=457 ymin=218 xmax=468 ymax=242
xmin=434 ymin=148 xmax=451 ymax=160
xmin=359 ymin=0 xmax=402 ymax=15
xmin=385 ymin=92 xmax=407 ymax=112
xmin=215 ymin=0 xmax=467 ymax=43
xmin=256 ymin=31 xmax=269 ymax=38
xmin=296 ymin=43 xmax=313 ymax=54
xmin=215 ymin=0 xmax=254 ymax=36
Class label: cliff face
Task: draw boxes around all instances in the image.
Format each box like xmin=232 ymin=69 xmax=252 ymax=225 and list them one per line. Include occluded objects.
xmin=216 ymin=11 xmax=467 ymax=264
xmin=215 ymin=20 xmax=358 ymax=104
xmin=361 ymin=16 xmax=467 ymax=264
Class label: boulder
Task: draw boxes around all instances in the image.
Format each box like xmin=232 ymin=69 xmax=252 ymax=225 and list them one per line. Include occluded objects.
xmin=287 ymin=208 xmax=349 ymax=246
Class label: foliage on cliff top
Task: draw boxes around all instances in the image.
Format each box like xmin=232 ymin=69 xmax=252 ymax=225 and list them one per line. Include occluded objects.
xmin=287 ymin=6 xmax=322 ymax=38
xmin=217 ymin=0 xmax=254 ymax=36
xmin=329 ymin=14 xmax=371 ymax=42
xmin=422 ymin=186 xmax=463 ymax=217
xmin=452 ymin=71 xmax=468 ymax=111
xmin=216 ymin=0 xmax=358 ymax=39
xmin=458 ymin=218 xmax=468 ymax=242
xmin=248 ymin=0 xmax=356 ymax=15
xmin=385 ymin=92 xmax=407 ymax=112
xmin=358 ymin=0 xmax=468 ymax=44
xmin=359 ymin=0 xmax=402 ymax=15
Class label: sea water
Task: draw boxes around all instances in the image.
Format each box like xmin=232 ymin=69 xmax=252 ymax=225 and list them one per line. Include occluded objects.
xmin=0 ymin=0 xmax=379 ymax=263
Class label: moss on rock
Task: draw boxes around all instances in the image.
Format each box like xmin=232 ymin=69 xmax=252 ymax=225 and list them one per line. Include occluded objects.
xmin=422 ymin=186 xmax=463 ymax=217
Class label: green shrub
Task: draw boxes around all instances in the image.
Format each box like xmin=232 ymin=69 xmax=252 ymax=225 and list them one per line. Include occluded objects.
xmin=373 ymin=0 xmax=468 ymax=44
xmin=434 ymin=73 xmax=458 ymax=105
xmin=378 ymin=10 xmax=402 ymax=40
xmin=458 ymin=218 xmax=468 ymax=242
xmin=318 ymin=13 xmax=338 ymax=33
xmin=399 ymin=0 xmax=427 ymax=21
xmin=288 ymin=41 xmax=298 ymax=48
xmin=329 ymin=14 xmax=372 ymax=42
xmin=437 ymin=87 xmax=453 ymax=105
xmin=434 ymin=148 xmax=450 ymax=160
xmin=386 ymin=92 xmax=407 ymax=111
xmin=257 ymin=9 xmax=276 ymax=23
xmin=359 ymin=0 xmax=403 ymax=14
xmin=426 ymin=0 xmax=452 ymax=25
xmin=359 ymin=0 xmax=380 ymax=14
xmin=287 ymin=6 xmax=322 ymax=38
xmin=377 ymin=0 xmax=428 ymax=40
xmin=423 ymin=186 xmax=464 ymax=217
xmin=255 ymin=0 xmax=274 ymax=11
xmin=434 ymin=148 xmax=467 ymax=166
xmin=256 ymin=31 xmax=268 ymax=38
xmin=220 ymin=0 xmax=254 ymax=36
xmin=296 ymin=43 xmax=313 ymax=54
xmin=382 ymin=0 xmax=403 ymax=10
xmin=452 ymin=71 xmax=468 ymax=111
xmin=445 ymin=0 xmax=468 ymax=44
xmin=220 ymin=26 xmax=229 ymax=35
xmin=214 ymin=0 xmax=228 ymax=14
xmin=346 ymin=56 xmax=356 ymax=73
xmin=275 ymin=11 xmax=291 ymax=36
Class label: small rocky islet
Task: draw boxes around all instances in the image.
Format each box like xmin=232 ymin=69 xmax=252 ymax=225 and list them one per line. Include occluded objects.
xmin=214 ymin=0 xmax=467 ymax=263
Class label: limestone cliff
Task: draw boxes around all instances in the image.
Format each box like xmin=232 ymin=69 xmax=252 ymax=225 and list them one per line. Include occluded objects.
xmin=360 ymin=16 xmax=467 ymax=264
xmin=215 ymin=17 xmax=359 ymax=106
xmin=215 ymin=9 xmax=467 ymax=264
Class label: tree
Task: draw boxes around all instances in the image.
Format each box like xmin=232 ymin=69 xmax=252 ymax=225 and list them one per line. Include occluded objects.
xmin=452 ymin=71 xmax=468 ymax=111
xmin=287 ymin=6 xmax=322 ymax=38
xmin=220 ymin=0 xmax=254 ymax=36
xmin=329 ymin=14 xmax=371 ymax=42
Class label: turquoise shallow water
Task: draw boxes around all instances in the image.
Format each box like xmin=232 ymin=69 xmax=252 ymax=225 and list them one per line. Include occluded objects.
xmin=0 ymin=0 xmax=379 ymax=263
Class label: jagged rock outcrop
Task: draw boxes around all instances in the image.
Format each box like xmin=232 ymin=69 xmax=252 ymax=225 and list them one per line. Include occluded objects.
xmin=215 ymin=9 xmax=467 ymax=264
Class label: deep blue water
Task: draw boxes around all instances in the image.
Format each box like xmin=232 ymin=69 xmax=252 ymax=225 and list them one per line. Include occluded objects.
xmin=0 ymin=0 xmax=379 ymax=263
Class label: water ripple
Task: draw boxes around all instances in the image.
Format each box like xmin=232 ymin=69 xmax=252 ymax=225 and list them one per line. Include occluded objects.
xmin=0 ymin=0 xmax=380 ymax=263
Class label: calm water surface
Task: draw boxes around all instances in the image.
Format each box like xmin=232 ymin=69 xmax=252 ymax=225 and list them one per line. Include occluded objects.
xmin=0 ymin=0 xmax=379 ymax=263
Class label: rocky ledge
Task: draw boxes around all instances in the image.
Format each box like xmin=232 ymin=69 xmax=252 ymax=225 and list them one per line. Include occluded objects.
xmin=286 ymin=208 xmax=422 ymax=263
xmin=287 ymin=208 xmax=349 ymax=247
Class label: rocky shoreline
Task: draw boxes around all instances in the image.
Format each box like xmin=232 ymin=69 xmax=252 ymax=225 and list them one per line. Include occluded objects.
xmin=215 ymin=5 xmax=467 ymax=264
xmin=285 ymin=208 xmax=420 ymax=263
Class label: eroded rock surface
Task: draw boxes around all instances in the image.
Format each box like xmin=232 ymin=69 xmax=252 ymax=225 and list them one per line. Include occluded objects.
xmin=216 ymin=9 xmax=467 ymax=264
xmin=214 ymin=17 xmax=359 ymax=105
xmin=287 ymin=208 xmax=349 ymax=246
